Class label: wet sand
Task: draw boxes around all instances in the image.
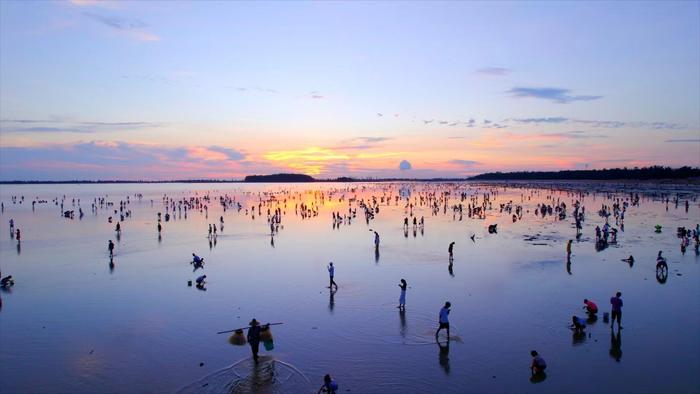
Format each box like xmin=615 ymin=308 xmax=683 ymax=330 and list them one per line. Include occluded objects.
xmin=0 ymin=182 xmax=698 ymax=393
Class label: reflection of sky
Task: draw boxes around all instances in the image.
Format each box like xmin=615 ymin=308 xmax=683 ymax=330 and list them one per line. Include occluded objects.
xmin=0 ymin=183 xmax=699 ymax=392
xmin=1 ymin=1 xmax=699 ymax=180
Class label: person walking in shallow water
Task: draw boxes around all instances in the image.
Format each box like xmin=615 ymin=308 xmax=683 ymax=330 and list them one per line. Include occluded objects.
xmin=373 ymin=231 xmax=380 ymax=249
xmin=435 ymin=301 xmax=451 ymax=340
xmin=448 ymin=241 xmax=455 ymax=259
xmin=108 ymin=240 xmax=115 ymax=257
xmin=247 ymin=318 xmax=262 ymax=363
xmin=398 ymin=279 xmax=407 ymax=310
xmin=327 ymin=262 xmax=338 ymax=289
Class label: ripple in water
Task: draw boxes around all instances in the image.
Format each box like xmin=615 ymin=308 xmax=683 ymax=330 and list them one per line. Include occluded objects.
xmin=177 ymin=356 xmax=310 ymax=394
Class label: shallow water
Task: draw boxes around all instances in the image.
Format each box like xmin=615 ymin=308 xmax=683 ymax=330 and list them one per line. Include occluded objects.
xmin=0 ymin=182 xmax=698 ymax=393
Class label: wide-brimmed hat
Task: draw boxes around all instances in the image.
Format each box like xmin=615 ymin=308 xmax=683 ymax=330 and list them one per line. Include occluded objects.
xmin=249 ymin=319 xmax=259 ymax=326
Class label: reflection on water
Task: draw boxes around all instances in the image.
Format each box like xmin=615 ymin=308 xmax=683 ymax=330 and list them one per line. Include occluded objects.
xmin=0 ymin=182 xmax=698 ymax=393
xmin=609 ymin=328 xmax=623 ymax=362
xmin=437 ymin=341 xmax=450 ymax=375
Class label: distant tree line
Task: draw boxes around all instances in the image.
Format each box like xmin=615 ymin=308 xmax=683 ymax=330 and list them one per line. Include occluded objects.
xmin=244 ymin=173 xmax=316 ymax=182
xmin=468 ymin=166 xmax=700 ymax=181
xmin=3 ymin=166 xmax=698 ymax=184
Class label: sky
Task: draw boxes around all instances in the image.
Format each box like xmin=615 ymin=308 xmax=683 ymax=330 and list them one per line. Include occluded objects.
xmin=0 ymin=0 xmax=699 ymax=181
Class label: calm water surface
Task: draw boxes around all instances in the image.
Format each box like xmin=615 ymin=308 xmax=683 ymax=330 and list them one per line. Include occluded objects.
xmin=0 ymin=182 xmax=698 ymax=393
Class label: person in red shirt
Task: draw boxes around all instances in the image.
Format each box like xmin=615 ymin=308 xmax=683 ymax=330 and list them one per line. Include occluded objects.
xmin=583 ymin=299 xmax=598 ymax=314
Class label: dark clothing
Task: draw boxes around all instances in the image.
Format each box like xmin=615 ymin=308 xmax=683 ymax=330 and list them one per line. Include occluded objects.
xmin=611 ymin=310 xmax=622 ymax=325
xmin=610 ymin=296 xmax=623 ymax=312
xmin=532 ymin=355 xmax=547 ymax=371
xmin=439 ymin=322 xmax=450 ymax=330
xmin=247 ymin=325 xmax=262 ymax=361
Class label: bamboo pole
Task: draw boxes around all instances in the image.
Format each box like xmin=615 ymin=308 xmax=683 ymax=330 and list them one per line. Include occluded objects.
xmin=216 ymin=322 xmax=283 ymax=334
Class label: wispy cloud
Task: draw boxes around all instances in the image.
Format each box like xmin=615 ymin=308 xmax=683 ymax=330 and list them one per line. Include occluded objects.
xmin=0 ymin=119 xmax=162 ymax=133
xmin=450 ymin=159 xmax=481 ymax=167
xmin=507 ymin=117 xmax=687 ymax=130
xmin=541 ymin=131 xmax=608 ymax=139
xmin=331 ymin=137 xmax=392 ymax=151
xmin=508 ymin=117 xmax=569 ymax=124
xmin=0 ymin=141 xmax=247 ymax=180
xmin=233 ymin=86 xmax=277 ymax=94
xmin=665 ymin=138 xmax=700 ymax=143
xmin=358 ymin=137 xmax=391 ymax=143
xmin=83 ymin=12 xmax=160 ymax=41
xmin=475 ymin=67 xmax=510 ymax=76
xmin=207 ymin=146 xmax=246 ymax=161
xmin=508 ymin=87 xmax=602 ymax=104
xmin=69 ymin=0 xmax=119 ymax=8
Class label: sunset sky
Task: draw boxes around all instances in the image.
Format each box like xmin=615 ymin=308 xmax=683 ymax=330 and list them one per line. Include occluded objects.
xmin=1 ymin=0 xmax=699 ymax=180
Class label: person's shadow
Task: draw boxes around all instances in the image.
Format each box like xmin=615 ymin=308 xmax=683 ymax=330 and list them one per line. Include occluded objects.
xmin=374 ymin=248 xmax=380 ymax=263
xmin=448 ymin=262 xmax=454 ymax=277
xmin=609 ymin=328 xmax=622 ymax=362
xmin=437 ymin=341 xmax=450 ymax=375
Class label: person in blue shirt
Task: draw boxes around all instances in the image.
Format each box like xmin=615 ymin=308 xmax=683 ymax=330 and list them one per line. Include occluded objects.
xmin=192 ymin=253 xmax=204 ymax=264
xmin=317 ymin=374 xmax=338 ymax=394
xmin=571 ymin=315 xmax=586 ymax=333
xmin=435 ymin=301 xmax=451 ymax=340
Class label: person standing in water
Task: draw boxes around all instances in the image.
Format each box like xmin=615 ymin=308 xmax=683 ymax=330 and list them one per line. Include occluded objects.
xmin=247 ymin=318 xmax=262 ymax=363
xmin=398 ymin=279 xmax=407 ymax=310
xmin=327 ymin=262 xmax=338 ymax=289
xmin=566 ymin=240 xmax=572 ymax=260
xmin=108 ymin=240 xmax=115 ymax=257
xmin=448 ymin=242 xmax=455 ymax=259
xmin=610 ymin=291 xmax=623 ymax=329
xmin=373 ymin=231 xmax=380 ymax=249
xmin=435 ymin=301 xmax=451 ymax=340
